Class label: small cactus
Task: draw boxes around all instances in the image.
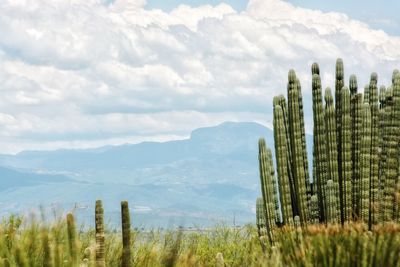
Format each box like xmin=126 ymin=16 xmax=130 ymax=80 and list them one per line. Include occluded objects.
xmin=95 ymin=200 xmax=106 ymax=267
xmin=121 ymin=201 xmax=132 ymax=267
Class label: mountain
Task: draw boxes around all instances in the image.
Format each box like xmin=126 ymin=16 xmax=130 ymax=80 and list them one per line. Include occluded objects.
xmin=0 ymin=122 xmax=312 ymax=227
xmin=0 ymin=166 xmax=70 ymax=191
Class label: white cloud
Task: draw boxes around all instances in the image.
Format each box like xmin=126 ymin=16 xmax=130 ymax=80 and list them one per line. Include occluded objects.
xmin=0 ymin=0 xmax=399 ymax=153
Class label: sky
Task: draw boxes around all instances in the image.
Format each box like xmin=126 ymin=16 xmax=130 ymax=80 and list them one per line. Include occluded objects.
xmin=0 ymin=0 xmax=399 ymax=154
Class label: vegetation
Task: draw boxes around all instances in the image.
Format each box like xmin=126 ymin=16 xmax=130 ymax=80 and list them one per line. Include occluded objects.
xmin=1 ymin=212 xmax=400 ymax=266
xmin=257 ymin=59 xmax=400 ymax=244
xmin=0 ymin=59 xmax=399 ymax=266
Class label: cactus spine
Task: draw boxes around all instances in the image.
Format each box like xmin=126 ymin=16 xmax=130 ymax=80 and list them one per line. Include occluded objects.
xmin=95 ymin=200 xmax=106 ymax=267
xmin=121 ymin=201 xmax=132 ymax=267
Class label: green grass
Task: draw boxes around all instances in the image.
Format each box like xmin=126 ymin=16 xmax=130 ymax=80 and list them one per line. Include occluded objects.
xmin=0 ymin=213 xmax=399 ymax=266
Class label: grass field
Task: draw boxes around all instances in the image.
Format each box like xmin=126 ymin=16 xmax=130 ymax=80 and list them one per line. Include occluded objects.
xmin=0 ymin=213 xmax=399 ymax=267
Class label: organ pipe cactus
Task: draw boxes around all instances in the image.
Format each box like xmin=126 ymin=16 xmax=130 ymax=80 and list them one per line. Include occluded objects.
xmin=258 ymin=139 xmax=278 ymax=242
xmin=360 ymin=103 xmax=371 ymax=224
xmin=288 ymin=70 xmax=309 ymax=225
xmin=296 ymin=78 xmax=311 ymax=200
xmin=95 ymin=200 xmax=106 ymax=267
xmin=256 ymin=197 xmax=267 ymax=237
xmin=273 ymin=104 xmax=293 ymax=226
xmin=121 ymin=201 xmax=132 ymax=267
xmin=326 ymin=180 xmax=339 ymax=224
xmin=352 ymin=93 xmax=363 ymax=218
xmin=369 ymin=73 xmax=380 ymax=227
xmin=340 ymin=87 xmax=352 ymax=223
xmin=335 ymin=59 xmax=344 ymax=214
xmin=311 ymin=71 xmax=326 ymax=222
xmin=324 ymin=88 xmax=340 ymax=214
xmin=257 ymin=59 xmax=400 ymax=233
xmin=310 ymin=195 xmax=319 ymax=224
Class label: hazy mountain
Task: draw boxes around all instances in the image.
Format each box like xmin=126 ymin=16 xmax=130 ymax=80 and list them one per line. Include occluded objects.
xmin=0 ymin=122 xmax=312 ymax=227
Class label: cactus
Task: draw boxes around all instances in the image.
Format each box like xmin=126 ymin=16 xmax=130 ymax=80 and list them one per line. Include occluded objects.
xmin=121 ymin=201 xmax=132 ymax=267
xmin=340 ymin=87 xmax=352 ymax=223
xmin=335 ymin=59 xmax=345 ymax=215
xmin=352 ymin=93 xmax=363 ymax=218
xmin=256 ymin=197 xmax=267 ymax=237
xmin=67 ymin=213 xmax=78 ymax=266
xmin=311 ymin=62 xmax=320 ymax=75
xmin=311 ymin=71 xmax=326 ymax=222
xmin=257 ymin=60 xmax=400 ymax=232
xmin=310 ymin=195 xmax=320 ymax=224
xmin=95 ymin=200 xmax=106 ymax=267
xmin=287 ymin=70 xmax=309 ymax=225
xmin=258 ymin=139 xmax=278 ymax=242
xmin=273 ymin=104 xmax=293 ymax=226
xmin=324 ymin=88 xmax=340 ymax=217
xmin=326 ymin=180 xmax=339 ymax=224
xmin=296 ymin=78 xmax=311 ymax=200
xmin=369 ymin=73 xmax=380 ymax=227
xmin=360 ymin=103 xmax=371 ymax=224
xmin=364 ymin=85 xmax=370 ymax=104
xmin=275 ymin=96 xmax=297 ymax=216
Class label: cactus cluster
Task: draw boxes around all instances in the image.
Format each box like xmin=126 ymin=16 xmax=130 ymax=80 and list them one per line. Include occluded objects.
xmin=257 ymin=59 xmax=400 ymax=240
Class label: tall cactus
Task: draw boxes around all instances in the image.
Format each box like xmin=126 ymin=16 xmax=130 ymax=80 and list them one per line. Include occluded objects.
xmin=360 ymin=103 xmax=371 ymax=224
xmin=274 ymin=104 xmax=293 ymax=226
xmin=296 ymin=78 xmax=311 ymax=199
xmin=287 ymin=70 xmax=309 ymax=225
xmin=340 ymin=87 xmax=352 ymax=223
xmin=95 ymin=200 xmax=106 ymax=267
xmin=324 ymin=87 xmax=340 ymax=219
xmin=311 ymin=70 xmax=326 ymax=222
xmin=369 ymin=73 xmax=379 ymax=227
xmin=256 ymin=60 xmax=400 ymax=233
xmin=275 ymin=95 xmax=297 ymax=215
xmin=391 ymin=71 xmax=400 ymax=221
xmin=378 ymin=86 xmax=387 ymax=223
xmin=349 ymin=75 xmax=361 ymax=219
xmin=335 ymin=59 xmax=345 ymax=218
xmin=258 ymin=139 xmax=278 ymax=241
xmin=121 ymin=201 xmax=132 ymax=267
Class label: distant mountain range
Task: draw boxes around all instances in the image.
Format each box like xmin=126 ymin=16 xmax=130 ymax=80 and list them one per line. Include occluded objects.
xmin=0 ymin=122 xmax=312 ymax=227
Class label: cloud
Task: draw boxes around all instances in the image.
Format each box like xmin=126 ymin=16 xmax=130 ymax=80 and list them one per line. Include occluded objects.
xmin=0 ymin=0 xmax=399 ymax=153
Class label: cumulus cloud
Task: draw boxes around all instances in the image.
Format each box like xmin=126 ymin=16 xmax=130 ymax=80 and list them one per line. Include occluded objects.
xmin=0 ymin=0 xmax=399 ymax=153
